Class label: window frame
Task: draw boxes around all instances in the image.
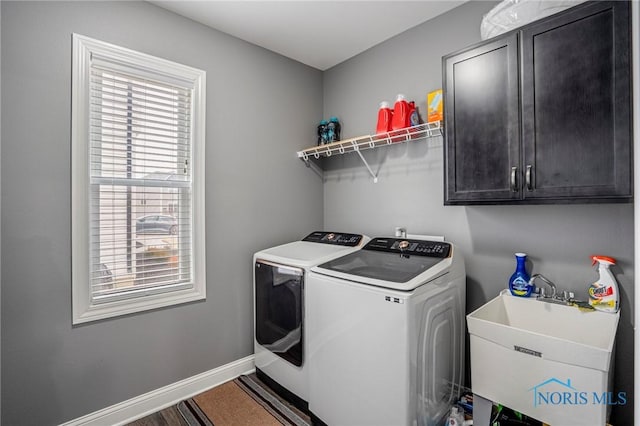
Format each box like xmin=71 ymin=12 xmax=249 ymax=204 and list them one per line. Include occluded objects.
xmin=71 ymin=34 xmax=206 ymax=324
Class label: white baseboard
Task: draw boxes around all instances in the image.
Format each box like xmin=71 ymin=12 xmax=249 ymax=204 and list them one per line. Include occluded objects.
xmin=60 ymin=355 xmax=255 ymax=426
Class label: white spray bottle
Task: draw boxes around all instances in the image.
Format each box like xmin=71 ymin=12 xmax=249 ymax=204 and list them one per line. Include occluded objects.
xmin=588 ymin=255 xmax=619 ymax=313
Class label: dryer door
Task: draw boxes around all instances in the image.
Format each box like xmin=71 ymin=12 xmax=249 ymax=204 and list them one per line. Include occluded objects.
xmin=255 ymin=260 xmax=304 ymax=366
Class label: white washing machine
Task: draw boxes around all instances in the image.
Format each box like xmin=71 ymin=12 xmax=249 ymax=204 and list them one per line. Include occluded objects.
xmin=307 ymin=237 xmax=466 ymax=426
xmin=253 ymin=231 xmax=369 ymax=412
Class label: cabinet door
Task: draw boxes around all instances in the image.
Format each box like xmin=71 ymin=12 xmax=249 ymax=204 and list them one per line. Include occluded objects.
xmin=444 ymin=33 xmax=520 ymax=204
xmin=521 ymin=1 xmax=631 ymax=201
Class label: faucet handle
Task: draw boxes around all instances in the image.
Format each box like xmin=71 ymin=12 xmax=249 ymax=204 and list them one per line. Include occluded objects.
xmin=539 ymin=287 xmax=547 ymax=298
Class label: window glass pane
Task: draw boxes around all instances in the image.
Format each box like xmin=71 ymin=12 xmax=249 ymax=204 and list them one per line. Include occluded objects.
xmin=90 ymin=184 xmax=192 ymax=297
xmin=90 ymin=70 xmax=191 ymax=181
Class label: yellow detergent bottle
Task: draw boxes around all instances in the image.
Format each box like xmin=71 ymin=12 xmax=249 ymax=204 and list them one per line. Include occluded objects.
xmin=588 ymin=255 xmax=619 ymax=313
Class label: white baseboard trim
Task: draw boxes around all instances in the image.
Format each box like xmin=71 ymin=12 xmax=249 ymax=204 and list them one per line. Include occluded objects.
xmin=60 ymin=355 xmax=255 ymax=426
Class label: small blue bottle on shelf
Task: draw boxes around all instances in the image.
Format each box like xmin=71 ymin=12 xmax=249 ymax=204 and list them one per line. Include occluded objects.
xmin=326 ymin=116 xmax=341 ymax=143
xmin=317 ymin=120 xmax=329 ymax=145
xmin=509 ymin=252 xmax=533 ymax=297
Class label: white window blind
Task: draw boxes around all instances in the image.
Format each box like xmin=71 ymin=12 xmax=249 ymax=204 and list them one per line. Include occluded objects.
xmin=72 ymin=34 xmax=206 ymax=324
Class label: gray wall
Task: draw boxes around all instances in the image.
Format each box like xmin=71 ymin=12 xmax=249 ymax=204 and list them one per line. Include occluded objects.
xmin=322 ymin=2 xmax=634 ymax=424
xmin=0 ymin=1 xmax=323 ymax=424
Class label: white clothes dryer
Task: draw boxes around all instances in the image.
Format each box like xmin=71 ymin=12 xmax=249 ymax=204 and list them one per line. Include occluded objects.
xmin=307 ymin=237 xmax=466 ymax=426
xmin=253 ymin=231 xmax=369 ymax=412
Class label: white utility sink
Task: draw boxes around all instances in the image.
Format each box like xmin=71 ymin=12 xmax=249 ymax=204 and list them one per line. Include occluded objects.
xmin=467 ymin=291 xmax=619 ymax=426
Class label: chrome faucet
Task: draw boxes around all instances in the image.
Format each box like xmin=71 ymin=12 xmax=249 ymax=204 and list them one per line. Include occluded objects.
xmin=528 ymin=273 xmax=591 ymax=309
xmin=529 ymin=273 xmax=557 ymax=299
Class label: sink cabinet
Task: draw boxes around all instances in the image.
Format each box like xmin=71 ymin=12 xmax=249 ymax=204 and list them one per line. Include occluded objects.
xmin=467 ymin=292 xmax=619 ymax=426
xmin=443 ymin=0 xmax=632 ymax=205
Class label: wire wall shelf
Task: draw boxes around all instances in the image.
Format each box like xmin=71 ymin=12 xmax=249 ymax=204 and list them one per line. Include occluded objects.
xmin=297 ymin=122 xmax=443 ymax=183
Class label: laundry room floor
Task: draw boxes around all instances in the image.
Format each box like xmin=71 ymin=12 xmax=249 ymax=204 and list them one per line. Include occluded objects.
xmin=126 ymin=373 xmax=310 ymax=426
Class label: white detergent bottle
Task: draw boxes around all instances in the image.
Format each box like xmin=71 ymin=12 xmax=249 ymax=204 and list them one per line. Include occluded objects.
xmin=445 ymin=406 xmax=465 ymax=426
xmin=588 ymin=255 xmax=619 ymax=313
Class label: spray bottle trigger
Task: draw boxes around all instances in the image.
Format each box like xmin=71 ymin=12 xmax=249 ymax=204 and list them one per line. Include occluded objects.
xmin=591 ymin=255 xmax=616 ymax=266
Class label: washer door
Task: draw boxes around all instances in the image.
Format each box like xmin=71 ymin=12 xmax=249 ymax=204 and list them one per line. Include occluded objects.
xmin=255 ymin=260 xmax=304 ymax=366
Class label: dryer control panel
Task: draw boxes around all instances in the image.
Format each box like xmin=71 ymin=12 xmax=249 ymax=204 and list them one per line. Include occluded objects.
xmin=303 ymin=231 xmax=363 ymax=246
xmin=364 ymin=237 xmax=451 ymax=258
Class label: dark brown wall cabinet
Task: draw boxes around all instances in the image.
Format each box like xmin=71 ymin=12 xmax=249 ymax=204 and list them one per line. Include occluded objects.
xmin=443 ymin=1 xmax=632 ymax=205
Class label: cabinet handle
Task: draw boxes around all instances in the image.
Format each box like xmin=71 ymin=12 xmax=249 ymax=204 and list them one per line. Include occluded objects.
xmin=525 ymin=165 xmax=533 ymax=191
xmin=510 ymin=166 xmax=518 ymax=192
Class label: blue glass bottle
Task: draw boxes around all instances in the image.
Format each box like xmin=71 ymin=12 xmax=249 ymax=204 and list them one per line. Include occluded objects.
xmin=509 ymin=252 xmax=532 ymax=297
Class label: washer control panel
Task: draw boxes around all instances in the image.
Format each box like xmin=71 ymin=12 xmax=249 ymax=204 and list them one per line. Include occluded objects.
xmin=364 ymin=237 xmax=451 ymax=258
xmin=302 ymin=231 xmax=363 ymax=247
